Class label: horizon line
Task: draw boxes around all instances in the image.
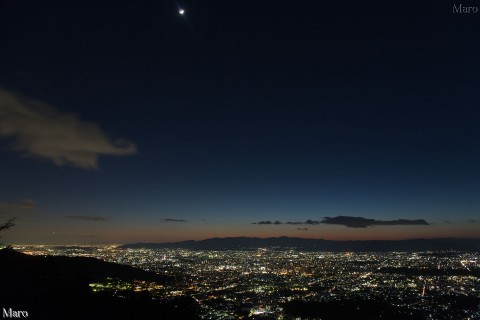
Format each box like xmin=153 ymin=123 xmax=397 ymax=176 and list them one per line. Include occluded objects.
xmin=8 ymin=235 xmax=480 ymax=246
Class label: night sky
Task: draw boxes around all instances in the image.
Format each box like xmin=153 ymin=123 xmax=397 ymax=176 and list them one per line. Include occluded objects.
xmin=1 ymin=1 xmax=480 ymax=244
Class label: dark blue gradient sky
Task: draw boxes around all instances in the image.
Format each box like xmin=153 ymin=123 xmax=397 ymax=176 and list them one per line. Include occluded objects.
xmin=1 ymin=1 xmax=480 ymax=243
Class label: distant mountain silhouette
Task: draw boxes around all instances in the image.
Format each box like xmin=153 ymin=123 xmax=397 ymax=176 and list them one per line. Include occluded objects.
xmin=0 ymin=248 xmax=200 ymax=320
xmin=120 ymin=236 xmax=480 ymax=251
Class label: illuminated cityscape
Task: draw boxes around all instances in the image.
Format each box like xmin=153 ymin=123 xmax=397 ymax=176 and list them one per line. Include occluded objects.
xmin=2 ymin=1 xmax=480 ymax=319
xmin=14 ymin=245 xmax=480 ymax=319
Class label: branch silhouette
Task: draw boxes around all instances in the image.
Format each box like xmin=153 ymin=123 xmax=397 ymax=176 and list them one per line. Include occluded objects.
xmin=0 ymin=217 xmax=16 ymax=235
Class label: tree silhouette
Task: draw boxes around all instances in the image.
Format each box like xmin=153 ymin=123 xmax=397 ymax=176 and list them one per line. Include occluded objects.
xmin=0 ymin=217 xmax=16 ymax=236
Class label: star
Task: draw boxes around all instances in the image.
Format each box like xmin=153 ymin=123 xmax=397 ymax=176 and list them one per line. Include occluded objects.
xmin=179 ymin=9 xmax=185 ymax=15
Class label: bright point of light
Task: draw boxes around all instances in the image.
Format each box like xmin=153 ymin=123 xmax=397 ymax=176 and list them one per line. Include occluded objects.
xmin=179 ymin=9 xmax=185 ymax=15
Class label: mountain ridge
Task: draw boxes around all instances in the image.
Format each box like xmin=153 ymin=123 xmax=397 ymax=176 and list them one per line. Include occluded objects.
xmin=119 ymin=236 xmax=480 ymax=251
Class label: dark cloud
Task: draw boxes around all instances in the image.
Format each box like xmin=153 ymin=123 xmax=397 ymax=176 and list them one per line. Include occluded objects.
xmin=253 ymin=220 xmax=322 ymax=225
xmin=65 ymin=215 xmax=108 ymax=221
xmin=160 ymin=218 xmax=187 ymax=222
xmin=253 ymin=221 xmax=272 ymax=224
xmin=286 ymin=219 xmax=321 ymax=225
xmin=253 ymin=216 xmax=429 ymax=228
xmin=467 ymin=219 xmax=479 ymax=223
xmin=297 ymin=228 xmax=308 ymax=231
xmin=322 ymin=216 xmax=430 ymax=228
xmin=252 ymin=220 xmax=281 ymax=225
xmin=444 ymin=220 xmax=452 ymax=224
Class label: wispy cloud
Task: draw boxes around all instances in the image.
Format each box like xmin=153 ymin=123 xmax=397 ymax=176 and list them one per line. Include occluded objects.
xmin=467 ymin=219 xmax=479 ymax=223
xmin=287 ymin=220 xmax=322 ymax=225
xmin=0 ymin=198 xmax=37 ymax=216
xmin=160 ymin=218 xmax=187 ymax=222
xmin=0 ymin=88 xmax=137 ymax=169
xmin=297 ymin=227 xmax=308 ymax=231
xmin=252 ymin=216 xmax=430 ymax=228
xmin=65 ymin=215 xmax=108 ymax=221
xmin=56 ymin=234 xmax=96 ymax=238
xmin=252 ymin=220 xmax=322 ymax=225
xmin=252 ymin=220 xmax=282 ymax=225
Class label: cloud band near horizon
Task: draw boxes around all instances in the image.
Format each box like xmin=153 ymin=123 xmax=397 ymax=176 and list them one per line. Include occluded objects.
xmin=65 ymin=215 xmax=108 ymax=221
xmin=252 ymin=216 xmax=430 ymax=228
xmin=160 ymin=218 xmax=187 ymax=222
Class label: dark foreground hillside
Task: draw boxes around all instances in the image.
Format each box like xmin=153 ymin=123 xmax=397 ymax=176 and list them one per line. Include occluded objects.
xmin=0 ymin=248 xmax=200 ymax=320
